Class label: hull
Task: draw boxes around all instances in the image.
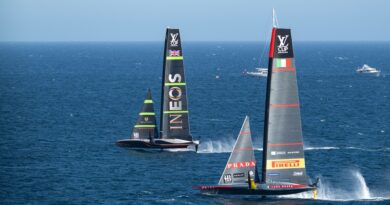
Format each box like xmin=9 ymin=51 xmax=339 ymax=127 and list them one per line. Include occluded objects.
xmin=116 ymin=139 xmax=198 ymax=150
xmin=194 ymin=185 xmax=315 ymax=196
xmin=246 ymin=72 xmax=268 ymax=77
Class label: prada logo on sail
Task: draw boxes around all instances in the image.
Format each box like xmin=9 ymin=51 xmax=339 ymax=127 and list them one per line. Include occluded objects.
xmin=226 ymin=161 xmax=256 ymax=169
xmin=277 ymin=35 xmax=289 ymax=54
xmin=170 ymin=33 xmax=179 ymax=47
xmin=266 ymin=158 xmax=305 ymax=170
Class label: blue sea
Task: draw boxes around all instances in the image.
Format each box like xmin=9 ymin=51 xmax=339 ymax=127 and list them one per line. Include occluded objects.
xmin=0 ymin=42 xmax=389 ymax=204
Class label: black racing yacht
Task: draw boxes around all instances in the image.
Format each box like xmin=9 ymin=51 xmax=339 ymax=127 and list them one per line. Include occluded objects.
xmin=194 ymin=11 xmax=318 ymax=196
xmin=116 ymin=28 xmax=199 ymax=151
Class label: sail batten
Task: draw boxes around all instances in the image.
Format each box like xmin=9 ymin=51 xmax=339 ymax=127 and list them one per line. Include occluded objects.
xmin=160 ymin=28 xmax=192 ymax=141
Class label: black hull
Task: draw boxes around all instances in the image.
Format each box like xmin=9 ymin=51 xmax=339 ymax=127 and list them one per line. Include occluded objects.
xmin=194 ymin=185 xmax=315 ymax=196
xmin=116 ymin=139 xmax=196 ymax=150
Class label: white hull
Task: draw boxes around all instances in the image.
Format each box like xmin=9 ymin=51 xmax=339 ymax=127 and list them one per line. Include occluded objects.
xmin=356 ymin=64 xmax=380 ymax=75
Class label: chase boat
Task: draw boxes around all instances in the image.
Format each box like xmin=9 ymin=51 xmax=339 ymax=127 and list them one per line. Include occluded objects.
xmin=245 ymin=68 xmax=268 ymax=77
xmin=356 ymin=64 xmax=380 ymax=74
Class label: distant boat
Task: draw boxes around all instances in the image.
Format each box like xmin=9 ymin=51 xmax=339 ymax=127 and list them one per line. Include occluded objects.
xmin=194 ymin=10 xmax=318 ymax=196
xmin=356 ymin=64 xmax=380 ymax=74
xmin=245 ymin=68 xmax=268 ymax=77
xmin=116 ymin=28 xmax=199 ymax=151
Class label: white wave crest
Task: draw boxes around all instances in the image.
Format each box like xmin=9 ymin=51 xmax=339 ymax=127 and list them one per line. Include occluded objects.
xmin=304 ymin=146 xmax=340 ymax=150
xmin=197 ymin=138 xmax=236 ymax=153
xmin=280 ymin=170 xmax=389 ymax=201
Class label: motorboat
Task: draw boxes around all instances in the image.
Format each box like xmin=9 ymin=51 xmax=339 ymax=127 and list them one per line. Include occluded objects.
xmin=245 ymin=68 xmax=268 ymax=77
xmin=356 ymin=64 xmax=380 ymax=74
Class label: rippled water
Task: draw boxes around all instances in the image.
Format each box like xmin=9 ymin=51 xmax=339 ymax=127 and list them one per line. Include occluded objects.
xmin=0 ymin=42 xmax=389 ymax=204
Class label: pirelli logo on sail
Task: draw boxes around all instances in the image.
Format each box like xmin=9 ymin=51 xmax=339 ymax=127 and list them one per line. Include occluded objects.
xmin=266 ymin=158 xmax=305 ymax=170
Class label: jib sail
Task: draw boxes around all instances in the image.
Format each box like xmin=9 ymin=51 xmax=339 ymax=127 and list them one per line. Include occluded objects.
xmin=219 ymin=116 xmax=260 ymax=186
xmin=160 ymin=28 xmax=192 ymax=141
xmin=261 ymin=27 xmax=309 ymax=186
xmin=131 ymin=89 xmax=159 ymax=140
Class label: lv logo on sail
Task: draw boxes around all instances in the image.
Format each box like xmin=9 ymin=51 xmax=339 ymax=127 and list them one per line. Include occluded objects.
xmin=277 ymin=35 xmax=289 ymax=54
xmin=170 ymin=33 xmax=179 ymax=47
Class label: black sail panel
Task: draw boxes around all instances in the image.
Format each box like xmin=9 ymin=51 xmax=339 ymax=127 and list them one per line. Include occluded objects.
xmin=131 ymin=89 xmax=159 ymax=140
xmin=160 ymin=28 xmax=192 ymax=141
xmin=219 ymin=116 xmax=259 ymax=186
xmin=262 ymin=28 xmax=309 ymax=186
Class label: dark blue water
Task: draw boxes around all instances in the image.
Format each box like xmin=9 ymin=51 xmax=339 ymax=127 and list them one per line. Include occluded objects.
xmin=0 ymin=42 xmax=389 ymax=204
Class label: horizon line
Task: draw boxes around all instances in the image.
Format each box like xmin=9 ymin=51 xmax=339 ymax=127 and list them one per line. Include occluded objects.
xmin=1 ymin=40 xmax=389 ymax=43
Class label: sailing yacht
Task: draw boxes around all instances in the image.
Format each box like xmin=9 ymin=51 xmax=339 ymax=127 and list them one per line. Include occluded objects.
xmin=116 ymin=28 xmax=199 ymax=151
xmin=194 ymin=10 xmax=318 ymax=196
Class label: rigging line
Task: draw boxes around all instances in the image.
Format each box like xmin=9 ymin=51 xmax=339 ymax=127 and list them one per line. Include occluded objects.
xmin=258 ymin=19 xmax=272 ymax=67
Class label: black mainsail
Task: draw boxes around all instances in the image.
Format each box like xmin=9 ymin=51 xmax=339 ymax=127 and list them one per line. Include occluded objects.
xmin=261 ymin=27 xmax=309 ymax=186
xmin=160 ymin=28 xmax=192 ymax=141
xmin=130 ymin=89 xmax=159 ymax=140
xmin=218 ymin=116 xmax=260 ymax=186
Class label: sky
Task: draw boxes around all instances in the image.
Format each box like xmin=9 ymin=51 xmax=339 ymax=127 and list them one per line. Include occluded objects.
xmin=0 ymin=0 xmax=389 ymax=42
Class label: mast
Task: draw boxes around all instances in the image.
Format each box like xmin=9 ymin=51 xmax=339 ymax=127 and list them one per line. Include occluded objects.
xmin=261 ymin=15 xmax=309 ymax=185
xmin=272 ymin=8 xmax=279 ymax=28
xmin=160 ymin=28 xmax=192 ymax=141
xmin=160 ymin=29 xmax=168 ymax=139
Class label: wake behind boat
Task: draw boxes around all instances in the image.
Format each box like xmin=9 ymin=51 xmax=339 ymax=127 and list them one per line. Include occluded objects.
xmin=194 ymin=10 xmax=318 ymax=196
xmin=116 ymin=28 xmax=199 ymax=151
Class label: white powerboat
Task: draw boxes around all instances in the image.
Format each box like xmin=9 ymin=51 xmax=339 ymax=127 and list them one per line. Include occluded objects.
xmin=245 ymin=68 xmax=268 ymax=77
xmin=356 ymin=64 xmax=380 ymax=74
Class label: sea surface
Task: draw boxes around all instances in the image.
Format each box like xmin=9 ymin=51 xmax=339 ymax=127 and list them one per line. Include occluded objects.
xmin=0 ymin=42 xmax=389 ymax=204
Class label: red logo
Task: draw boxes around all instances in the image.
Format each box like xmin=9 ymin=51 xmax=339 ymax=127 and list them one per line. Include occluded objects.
xmin=268 ymin=184 xmax=305 ymax=189
xmin=226 ymin=161 xmax=256 ymax=169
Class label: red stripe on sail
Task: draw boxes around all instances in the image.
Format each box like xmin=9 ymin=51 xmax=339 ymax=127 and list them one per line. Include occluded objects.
xmin=233 ymin=147 xmax=255 ymax=152
xmin=268 ymin=142 xmax=303 ymax=147
xmin=273 ymin=67 xmax=296 ymax=72
xmin=269 ymin=28 xmax=276 ymax=58
xmin=271 ymin=103 xmax=299 ymax=107
xmin=240 ymin=132 xmax=251 ymax=135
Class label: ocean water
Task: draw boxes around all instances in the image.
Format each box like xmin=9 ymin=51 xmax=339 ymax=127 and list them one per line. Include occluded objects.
xmin=0 ymin=42 xmax=389 ymax=204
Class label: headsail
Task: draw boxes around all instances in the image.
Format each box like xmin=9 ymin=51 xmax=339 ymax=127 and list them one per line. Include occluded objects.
xmin=160 ymin=28 xmax=192 ymax=141
xmin=261 ymin=28 xmax=309 ymax=186
xmin=219 ymin=116 xmax=260 ymax=186
xmin=130 ymin=89 xmax=159 ymax=140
